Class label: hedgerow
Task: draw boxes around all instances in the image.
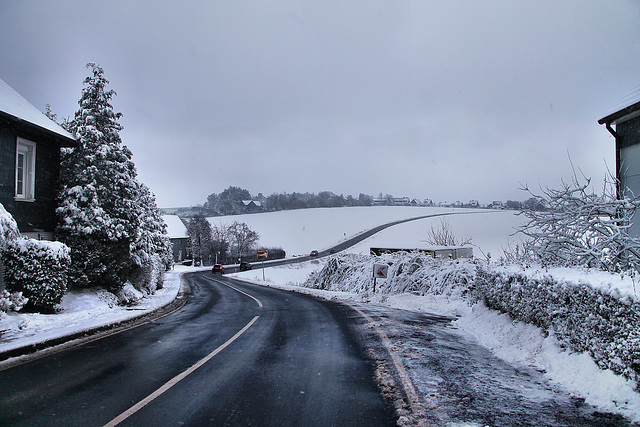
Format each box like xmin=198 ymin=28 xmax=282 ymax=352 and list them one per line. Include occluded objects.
xmin=2 ymin=238 xmax=70 ymax=312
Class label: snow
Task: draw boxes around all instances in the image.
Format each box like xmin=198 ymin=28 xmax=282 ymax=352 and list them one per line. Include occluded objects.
xmin=207 ymin=206 xmax=520 ymax=257
xmin=0 ymin=267 xmax=186 ymax=355
xmin=162 ymin=215 xmax=188 ymax=238
xmin=0 ymin=76 xmax=74 ymax=141
xmin=230 ymin=260 xmax=640 ymax=423
xmin=494 ymin=263 xmax=640 ymax=302
xmin=1 ymin=206 xmax=638 ymax=422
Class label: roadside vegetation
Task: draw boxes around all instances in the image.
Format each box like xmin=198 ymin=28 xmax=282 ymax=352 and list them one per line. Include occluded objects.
xmin=1 ymin=64 xmax=171 ymax=314
xmin=306 ymin=173 xmax=640 ymax=391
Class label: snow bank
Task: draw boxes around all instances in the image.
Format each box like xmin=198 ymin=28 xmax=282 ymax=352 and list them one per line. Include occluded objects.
xmin=475 ymin=265 xmax=640 ymax=389
xmin=0 ymin=268 xmax=185 ymax=354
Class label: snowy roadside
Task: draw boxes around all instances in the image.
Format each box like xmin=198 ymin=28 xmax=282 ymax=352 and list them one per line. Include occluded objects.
xmin=230 ymin=261 xmax=640 ymax=424
xmin=0 ymin=265 xmax=200 ymax=356
xmin=1 ymin=259 xmax=639 ymax=422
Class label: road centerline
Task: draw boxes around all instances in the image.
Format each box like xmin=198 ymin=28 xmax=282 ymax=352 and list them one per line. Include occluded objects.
xmin=205 ymin=274 xmax=264 ymax=308
xmin=104 ymin=314 xmax=260 ymax=426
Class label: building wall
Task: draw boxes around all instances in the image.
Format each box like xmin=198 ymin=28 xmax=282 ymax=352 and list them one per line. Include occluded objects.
xmin=170 ymin=237 xmax=189 ymax=263
xmin=0 ymin=122 xmax=62 ymax=235
xmin=617 ymin=114 xmax=640 ymax=237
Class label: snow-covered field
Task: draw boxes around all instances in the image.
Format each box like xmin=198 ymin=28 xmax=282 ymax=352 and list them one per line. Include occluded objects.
xmin=207 ymin=206 xmax=525 ymax=259
xmin=1 ymin=206 xmax=639 ymax=422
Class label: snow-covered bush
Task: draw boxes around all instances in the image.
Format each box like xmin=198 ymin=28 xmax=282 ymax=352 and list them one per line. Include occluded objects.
xmin=0 ymin=290 xmax=28 ymax=313
xmin=2 ymin=238 xmax=70 ymax=312
xmin=116 ymin=282 xmax=144 ymax=306
xmin=0 ymin=202 xmax=19 ymax=249
xmin=308 ymin=251 xmax=640 ymax=390
xmin=472 ymin=266 xmax=640 ymax=389
xmin=306 ymin=252 xmax=475 ymax=297
xmin=129 ymin=254 xmax=165 ymax=294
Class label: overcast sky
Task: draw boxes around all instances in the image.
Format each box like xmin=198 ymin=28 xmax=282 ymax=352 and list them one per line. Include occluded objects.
xmin=1 ymin=1 xmax=639 ymax=208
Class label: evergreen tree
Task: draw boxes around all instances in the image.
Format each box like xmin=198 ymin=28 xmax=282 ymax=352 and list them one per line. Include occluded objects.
xmin=57 ymin=63 xmax=169 ymax=291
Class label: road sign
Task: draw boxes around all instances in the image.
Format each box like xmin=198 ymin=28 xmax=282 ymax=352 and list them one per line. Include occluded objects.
xmin=257 ymin=251 xmax=268 ymax=259
xmin=373 ymin=264 xmax=388 ymax=279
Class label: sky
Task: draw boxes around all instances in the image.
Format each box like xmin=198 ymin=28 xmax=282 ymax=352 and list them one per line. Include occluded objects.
xmin=1 ymin=1 xmax=639 ymax=208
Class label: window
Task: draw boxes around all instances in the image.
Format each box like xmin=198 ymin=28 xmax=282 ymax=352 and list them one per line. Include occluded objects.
xmin=15 ymin=138 xmax=36 ymax=201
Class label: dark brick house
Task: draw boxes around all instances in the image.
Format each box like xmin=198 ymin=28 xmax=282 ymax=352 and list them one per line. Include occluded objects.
xmin=599 ymin=90 xmax=640 ymax=237
xmin=0 ymin=77 xmax=76 ymax=240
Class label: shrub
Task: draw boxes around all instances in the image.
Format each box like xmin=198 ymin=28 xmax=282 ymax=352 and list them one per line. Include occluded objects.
xmin=472 ymin=266 xmax=640 ymax=388
xmin=0 ymin=290 xmax=28 ymax=313
xmin=129 ymin=254 xmax=165 ymax=294
xmin=2 ymin=238 xmax=70 ymax=312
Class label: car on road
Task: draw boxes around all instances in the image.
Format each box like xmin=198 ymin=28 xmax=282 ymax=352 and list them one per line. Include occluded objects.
xmin=310 ymin=250 xmax=319 ymax=257
xmin=239 ymin=262 xmax=252 ymax=271
xmin=212 ymin=264 xmax=224 ymax=274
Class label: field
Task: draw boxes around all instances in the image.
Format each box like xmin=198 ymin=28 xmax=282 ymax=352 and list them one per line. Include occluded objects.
xmin=208 ymin=206 xmax=526 ymax=260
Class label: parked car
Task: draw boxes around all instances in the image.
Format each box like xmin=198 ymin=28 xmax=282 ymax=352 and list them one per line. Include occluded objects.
xmin=239 ymin=262 xmax=252 ymax=271
xmin=310 ymin=250 xmax=319 ymax=257
xmin=212 ymin=264 xmax=224 ymax=274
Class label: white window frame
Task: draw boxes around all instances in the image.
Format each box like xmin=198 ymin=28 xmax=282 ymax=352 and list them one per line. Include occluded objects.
xmin=15 ymin=137 xmax=36 ymax=201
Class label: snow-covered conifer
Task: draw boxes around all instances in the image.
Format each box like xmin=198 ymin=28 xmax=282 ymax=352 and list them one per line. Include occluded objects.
xmin=57 ymin=63 xmax=170 ymax=291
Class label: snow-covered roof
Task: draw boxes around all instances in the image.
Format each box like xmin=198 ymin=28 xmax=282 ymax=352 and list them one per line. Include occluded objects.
xmin=162 ymin=215 xmax=188 ymax=239
xmin=598 ymin=86 xmax=640 ymax=126
xmin=242 ymin=200 xmax=262 ymax=206
xmin=0 ymin=77 xmax=75 ymax=143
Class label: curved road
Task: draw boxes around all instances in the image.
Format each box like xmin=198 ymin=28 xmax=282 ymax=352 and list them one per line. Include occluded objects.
xmin=0 ymin=272 xmax=395 ymax=426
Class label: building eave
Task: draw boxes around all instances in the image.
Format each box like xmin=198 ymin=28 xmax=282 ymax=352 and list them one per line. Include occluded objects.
xmin=0 ymin=110 xmax=76 ymax=147
xmin=598 ymin=100 xmax=640 ymax=126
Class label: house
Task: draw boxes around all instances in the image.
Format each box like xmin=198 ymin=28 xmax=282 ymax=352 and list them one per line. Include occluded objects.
xmin=598 ymin=88 xmax=640 ymax=237
xmin=162 ymin=215 xmax=190 ymax=263
xmin=242 ymin=200 xmax=262 ymax=213
xmin=0 ymin=77 xmax=76 ymax=241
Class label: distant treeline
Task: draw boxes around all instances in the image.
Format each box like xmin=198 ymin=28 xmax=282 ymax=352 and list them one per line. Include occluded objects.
xmin=167 ymin=186 xmax=546 ymax=217
xmin=173 ymin=187 xmax=380 ymax=217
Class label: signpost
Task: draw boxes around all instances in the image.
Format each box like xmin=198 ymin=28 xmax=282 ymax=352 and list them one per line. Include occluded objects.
xmin=257 ymin=250 xmax=268 ymax=280
xmin=373 ymin=264 xmax=388 ymax=293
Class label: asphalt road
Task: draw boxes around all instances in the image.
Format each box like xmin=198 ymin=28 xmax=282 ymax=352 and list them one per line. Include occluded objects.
xmin=0 ymin=272 xmax=396 ymax=426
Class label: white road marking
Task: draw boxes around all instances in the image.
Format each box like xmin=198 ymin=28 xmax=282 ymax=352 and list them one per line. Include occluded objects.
xmin=104 ymin=275 xmax=264 ymax=426
xmin=347 ymin=303 xmax=425 ymax=420
xmin=206 ymin=275 xmax=264 ymax=308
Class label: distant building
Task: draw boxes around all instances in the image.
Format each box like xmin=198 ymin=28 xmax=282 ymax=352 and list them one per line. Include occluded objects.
xmin=598 ymin=90 xmax=640 ymax=237
xmin=370 ymin=246 xmax=473 ymax=259
xmin=242 ymin=200 xmax=263 ymax=213
xmin=162 ymin=215 xmax=190 ymax=263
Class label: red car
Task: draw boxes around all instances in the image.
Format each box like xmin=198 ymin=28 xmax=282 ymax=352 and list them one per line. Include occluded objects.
xmin=212 ymin=264 xmax=224 ymax=274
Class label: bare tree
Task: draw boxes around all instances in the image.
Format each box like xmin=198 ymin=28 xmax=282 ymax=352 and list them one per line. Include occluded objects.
xmin=424 ymin=218 xmax=472 ymax=246
xmin=186 ymin=216 xmax=213 ymax=265
xmin=517 ymin=169 xmax=640 ymax=272
xmin=227 ymin=221 xmax=259 ymax=260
